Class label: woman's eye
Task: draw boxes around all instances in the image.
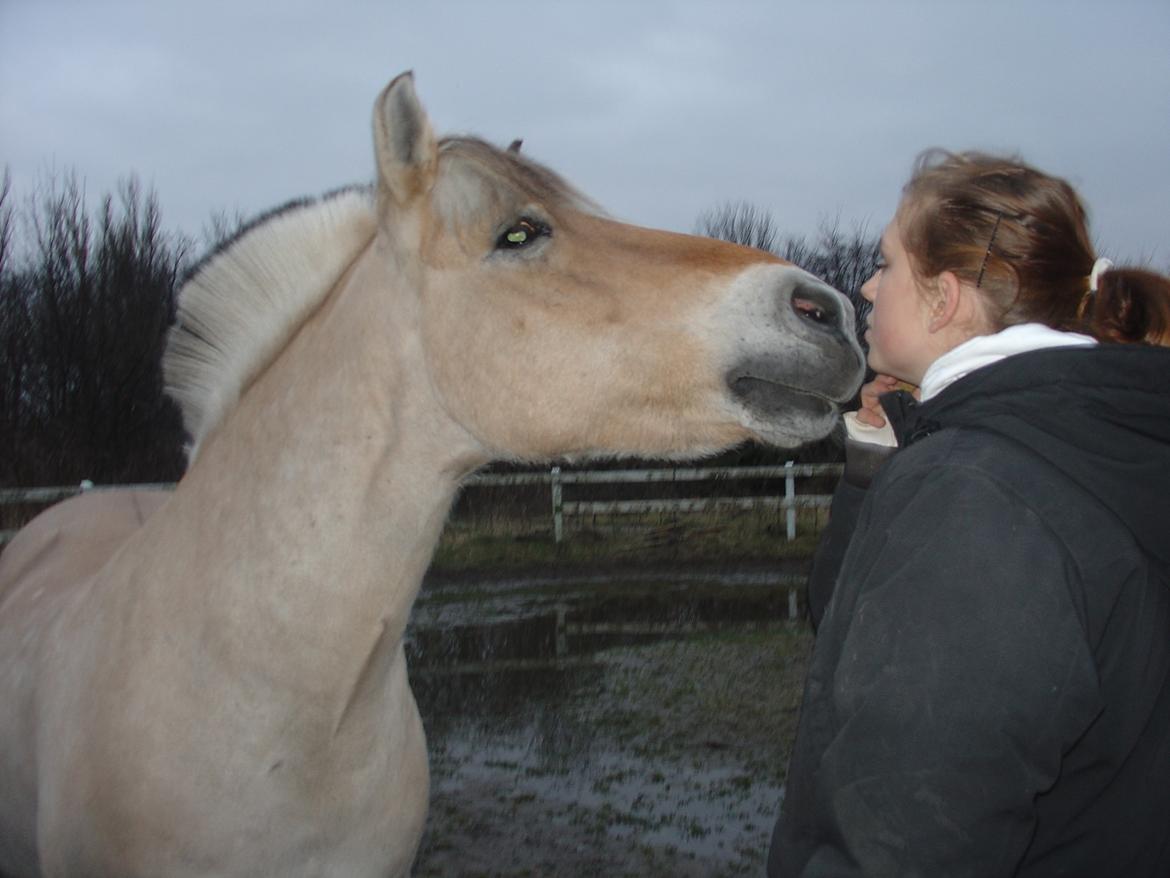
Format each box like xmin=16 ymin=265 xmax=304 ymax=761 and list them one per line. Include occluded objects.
xmin=496 ymin=218 xmax=550 ymax=250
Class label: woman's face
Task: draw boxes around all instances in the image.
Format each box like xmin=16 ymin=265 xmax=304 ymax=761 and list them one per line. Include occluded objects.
xmin=860 ymin=214 xmax=938 ymax=385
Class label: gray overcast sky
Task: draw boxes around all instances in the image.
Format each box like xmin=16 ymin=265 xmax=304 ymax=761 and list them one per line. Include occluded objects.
xmin=2 ymin=0 xmax=1168 ymax=268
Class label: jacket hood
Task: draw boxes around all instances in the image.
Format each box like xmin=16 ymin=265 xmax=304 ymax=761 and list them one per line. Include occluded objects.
xmin=883 ymin=344 xmax=1170 ymax=569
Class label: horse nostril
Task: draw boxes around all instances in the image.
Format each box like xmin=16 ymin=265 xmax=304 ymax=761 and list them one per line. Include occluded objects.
xmin=788 ymin=281 xmax=848 ymax=335
xmin=793 ymin=296 xmax=830 ymax=324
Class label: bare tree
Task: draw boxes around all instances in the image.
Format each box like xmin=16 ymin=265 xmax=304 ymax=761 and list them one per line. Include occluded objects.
xmin=0 ymin=170 xmax=34 ymax=483
xmin=695 ymin=201 xmax=782 ymax=253
xmin=202 ymin=207 xmax=248 ymax=250
xmin=0 ymin=170 xmax=13 ymax=276
xmin=1 ymin=172 xmax=190 ymax=486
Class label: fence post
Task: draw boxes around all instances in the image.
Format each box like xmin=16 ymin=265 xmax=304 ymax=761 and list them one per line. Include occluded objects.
xmin=551 ymin=466 xmax=563 ymax=544
xmin=785 ymin=460 xmax=796 ymax=541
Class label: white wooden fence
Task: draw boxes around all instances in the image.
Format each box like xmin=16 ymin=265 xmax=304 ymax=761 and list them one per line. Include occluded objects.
xmin=468 ymin=463 xmax=842 ymax=542
xmin=0 ymin=463 xmax=843 ymax=547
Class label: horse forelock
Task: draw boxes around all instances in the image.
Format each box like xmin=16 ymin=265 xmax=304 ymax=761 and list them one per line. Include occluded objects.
xmin=433 ymin=137 xmax=602 ymax=225
xmin=163 ymin=187 xmax=377 ymax=461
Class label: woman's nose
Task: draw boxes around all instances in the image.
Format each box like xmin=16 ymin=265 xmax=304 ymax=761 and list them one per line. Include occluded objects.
xmin=860 ymin=274 xmax=877 ymax=303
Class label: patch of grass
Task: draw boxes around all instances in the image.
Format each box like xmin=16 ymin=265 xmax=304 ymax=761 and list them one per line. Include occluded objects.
xmin=589 ymin=626 xmax=814 ymax=783
xmin=431 ymin=508 xmax=825 ymax=573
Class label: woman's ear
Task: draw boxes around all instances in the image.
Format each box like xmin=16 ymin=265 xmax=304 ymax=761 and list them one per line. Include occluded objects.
xmin=927 ymin=271 xmax=965 ymax=333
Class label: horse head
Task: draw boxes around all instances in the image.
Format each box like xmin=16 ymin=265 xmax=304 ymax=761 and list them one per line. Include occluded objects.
xmin=371 ymin=72 xmax=864 ymax=462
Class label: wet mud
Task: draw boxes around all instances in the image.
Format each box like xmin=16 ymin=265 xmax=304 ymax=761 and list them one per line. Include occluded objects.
xmin=407 ymin=569 xmax=813 ymax=876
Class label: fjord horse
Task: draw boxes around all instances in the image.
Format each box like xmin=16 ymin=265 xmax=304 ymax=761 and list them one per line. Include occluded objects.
xmin=0 ymin=72 xmax=863 ymax=877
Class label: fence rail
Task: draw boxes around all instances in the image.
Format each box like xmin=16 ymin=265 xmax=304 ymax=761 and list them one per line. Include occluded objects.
xmin=1 ymin=463 xmax=843 ymax=547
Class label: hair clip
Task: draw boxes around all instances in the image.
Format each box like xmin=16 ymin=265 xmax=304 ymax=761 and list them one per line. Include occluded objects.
xmin=975 ymin=212 xmax=1004 ymax=289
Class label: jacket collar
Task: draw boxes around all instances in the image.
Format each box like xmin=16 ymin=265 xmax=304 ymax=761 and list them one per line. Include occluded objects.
xmin=880 ymin=390 xmax=939 ymax=448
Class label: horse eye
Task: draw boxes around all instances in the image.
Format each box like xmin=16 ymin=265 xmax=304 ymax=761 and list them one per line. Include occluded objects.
xmin=496 ymin=218 xmax=549 ymax=250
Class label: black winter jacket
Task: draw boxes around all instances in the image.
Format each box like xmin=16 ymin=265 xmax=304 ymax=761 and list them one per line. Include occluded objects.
xmin=768 ymin=344 xmax=1170 ymax=878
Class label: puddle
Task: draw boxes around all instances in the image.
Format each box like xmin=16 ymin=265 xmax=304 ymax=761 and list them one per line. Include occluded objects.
xmin=407 ymin=573 xmax=805 ymax=666
xmin=407 ymin=574 xmax=811 ymax=876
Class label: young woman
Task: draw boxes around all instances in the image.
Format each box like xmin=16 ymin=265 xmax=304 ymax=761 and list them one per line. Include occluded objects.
xmin=768 ymin=150 xmax=1170 ymax=877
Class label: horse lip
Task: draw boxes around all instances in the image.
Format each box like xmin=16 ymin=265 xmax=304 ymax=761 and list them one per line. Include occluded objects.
xmin=735 ymin=375 xmax=834 ymax=402
xmin=728 ymin=374 xmax=842 ymax=417
xmin=727 ymin=361 xmax=850 ymax=404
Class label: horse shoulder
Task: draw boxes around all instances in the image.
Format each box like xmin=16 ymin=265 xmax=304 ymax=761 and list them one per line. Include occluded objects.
xmin=1 ymin=491 xmax=169 ymax=609
xmin=0 ymin=489 xmax=170 ymax=745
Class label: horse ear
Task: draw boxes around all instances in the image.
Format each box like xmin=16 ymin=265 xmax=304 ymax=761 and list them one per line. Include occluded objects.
xmin=507 ymin=139 xmax=523 ymax=154
xmin=373 ymin=71 xmax=438 ymax=205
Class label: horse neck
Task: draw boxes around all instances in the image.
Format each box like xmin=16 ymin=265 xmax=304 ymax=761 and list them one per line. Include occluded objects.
xmin=165 ymin=250 xmax=485 ymax=691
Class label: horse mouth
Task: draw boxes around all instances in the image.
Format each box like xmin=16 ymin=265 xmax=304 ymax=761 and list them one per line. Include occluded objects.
xmin=728 ymin=375 xmax=837 ymax=421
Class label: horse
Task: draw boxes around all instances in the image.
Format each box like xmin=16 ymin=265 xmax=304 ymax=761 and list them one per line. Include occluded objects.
xmin=0 ymin=71 xmax=864 ymax=877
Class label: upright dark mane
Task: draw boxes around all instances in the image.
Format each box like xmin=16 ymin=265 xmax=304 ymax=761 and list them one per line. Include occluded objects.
xmin=163 ymin=188 xmax=377 ymax=459
xmin=182 ymin=185 xmax=374 ymax=289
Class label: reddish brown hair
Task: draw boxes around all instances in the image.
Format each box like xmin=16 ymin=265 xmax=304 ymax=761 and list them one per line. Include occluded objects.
xmin=898 ymin=149 xmax=1170 ymax=345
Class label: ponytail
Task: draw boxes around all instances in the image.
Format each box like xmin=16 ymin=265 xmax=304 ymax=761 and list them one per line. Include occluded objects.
xmin=1085 ymin=268 xmax=1170 ymax=346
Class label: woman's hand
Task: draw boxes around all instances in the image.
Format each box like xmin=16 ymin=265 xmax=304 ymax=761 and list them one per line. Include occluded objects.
xmin=855 ymin=374 xmax=916 ymax=428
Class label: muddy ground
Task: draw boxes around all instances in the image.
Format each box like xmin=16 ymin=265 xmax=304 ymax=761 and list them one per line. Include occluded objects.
xmin=406 ymin=566 xmax=813 ymax=877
